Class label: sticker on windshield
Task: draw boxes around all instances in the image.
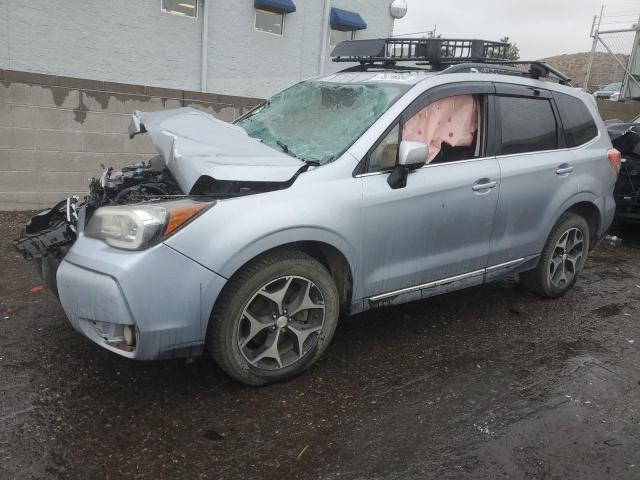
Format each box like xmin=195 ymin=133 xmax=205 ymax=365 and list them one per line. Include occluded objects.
xmin=371 ymin=72 xmax=419 ymax=82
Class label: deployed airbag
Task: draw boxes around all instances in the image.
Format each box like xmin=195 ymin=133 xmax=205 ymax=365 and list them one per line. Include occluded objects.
xmin=402 ymin=95 xmax=477 ymax=163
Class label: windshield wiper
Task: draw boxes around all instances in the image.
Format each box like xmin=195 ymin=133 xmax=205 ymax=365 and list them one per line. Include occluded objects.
xmin=237 ymin=100 xmax=269 ymax=122
xmin=276 ymin=141 xmax=300 ymax=159
xmin=275 ymin=141 xmax=321 ymax=166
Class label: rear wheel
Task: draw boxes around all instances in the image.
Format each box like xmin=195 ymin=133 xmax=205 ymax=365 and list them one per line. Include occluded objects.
xmin=207 ymin=250 xmax=339 ymax=385
xmin=521 ymin=212 xmax=590 ymax=298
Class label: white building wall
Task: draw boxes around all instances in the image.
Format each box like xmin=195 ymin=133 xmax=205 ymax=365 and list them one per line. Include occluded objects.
xmin=0 ymin=0 xmax=394 ymax=99
xmin=206 ymin=0 xmax=394 ymax=98
xmin=0 ymin=0 xmax=9 ymax=67
xmin=1 ymin=0 xmax=203 ymax=91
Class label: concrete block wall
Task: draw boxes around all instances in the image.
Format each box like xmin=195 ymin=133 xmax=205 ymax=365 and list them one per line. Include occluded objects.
xmin=0 ymin=69 xmax=262 ymax=210
xmin=596 ymin=98 xmax=640 ymax=122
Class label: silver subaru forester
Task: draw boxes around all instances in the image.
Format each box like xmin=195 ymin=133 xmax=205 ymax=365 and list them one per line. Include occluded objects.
xmin=15 ymin=39 xmax=619 ymax=385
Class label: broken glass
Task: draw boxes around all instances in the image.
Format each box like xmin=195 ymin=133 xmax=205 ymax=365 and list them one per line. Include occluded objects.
xmin=237 ymin=81 xmax=407 ymax=165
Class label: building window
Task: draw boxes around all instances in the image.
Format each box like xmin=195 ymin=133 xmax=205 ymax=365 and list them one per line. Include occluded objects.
xmin=330 ymin=29 xmax=355 ymax=47
xmin=255 ymin=9 xmax=285 ymax=35
xmin=161 ymin=0 xmax=198 ymax=18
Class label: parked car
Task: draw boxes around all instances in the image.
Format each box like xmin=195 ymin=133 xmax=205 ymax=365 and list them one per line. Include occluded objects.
xmin=605 ymin=115 xmax=640 ymax=222
xmin=593 ymin=82 xmax=623 ymax=100
xmin=14 ymin=39 xmax=619 ymax=385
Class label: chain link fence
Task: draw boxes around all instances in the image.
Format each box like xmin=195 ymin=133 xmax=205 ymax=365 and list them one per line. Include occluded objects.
xmin=584 ymin=6 xmax=640 ymax=97
xmin=585 ymin=30 xmax=635 ymax=90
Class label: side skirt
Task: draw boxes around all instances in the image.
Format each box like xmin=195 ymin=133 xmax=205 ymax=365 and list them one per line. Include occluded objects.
xmin=355 ymin=254 xmax=540 ymax=313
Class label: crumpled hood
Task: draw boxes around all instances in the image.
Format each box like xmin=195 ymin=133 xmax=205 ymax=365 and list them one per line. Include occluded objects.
xmin=128 ymin=107 xmax=305 ymax=194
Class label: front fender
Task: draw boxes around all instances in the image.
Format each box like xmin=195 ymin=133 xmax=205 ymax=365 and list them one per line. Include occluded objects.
xmin=164 ymin=164 xmax=365 ymax=303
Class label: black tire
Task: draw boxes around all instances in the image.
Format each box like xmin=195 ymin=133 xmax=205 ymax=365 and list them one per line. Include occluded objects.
xmin=521 ymin=212 xmax=590 ymax=298
xmin=207 ymin=249 xmax=340 ymax=386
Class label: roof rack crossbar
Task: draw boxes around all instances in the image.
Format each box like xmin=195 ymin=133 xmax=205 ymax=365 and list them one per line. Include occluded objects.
xmin=331 ymin=38 xmax=510 ymax=65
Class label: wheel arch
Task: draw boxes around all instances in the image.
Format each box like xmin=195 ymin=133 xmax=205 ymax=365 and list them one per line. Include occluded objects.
xmin=565 ymin=201 xmax=600 ymax=249
xmin=216 ymin=232 xmax=358 ymax=315
xmin=549 ymin=192 xmax=602 ymax=246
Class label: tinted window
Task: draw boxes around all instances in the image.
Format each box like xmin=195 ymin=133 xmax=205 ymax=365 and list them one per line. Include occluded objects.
xmin=554 ymin=93 xmax=598 ymax=147
xmin=498 ymin=96 xmax=558 ymax=155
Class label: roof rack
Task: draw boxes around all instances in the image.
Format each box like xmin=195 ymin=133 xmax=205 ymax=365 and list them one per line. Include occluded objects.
xmin=441 ymin=61 xmax=572 ymax=85
xmin=330 ymin=38 xmax=572 ymax=86
xmin=331 ymin=38 xmax=510 ymax=65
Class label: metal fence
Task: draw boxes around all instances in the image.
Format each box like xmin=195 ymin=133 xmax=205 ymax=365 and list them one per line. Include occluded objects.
xmin=584 ymin=6 xmax=640 ymax=98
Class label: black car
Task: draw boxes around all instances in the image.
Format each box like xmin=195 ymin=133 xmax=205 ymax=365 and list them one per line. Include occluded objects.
xmin=606 ymin=114 xmax=640 ymax=223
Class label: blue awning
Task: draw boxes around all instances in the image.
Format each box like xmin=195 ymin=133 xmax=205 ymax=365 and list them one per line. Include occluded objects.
xmin=254 ymin=0 xmax=296 ymax=14
xmin=330 ymin=7 xmax=367 ymax=31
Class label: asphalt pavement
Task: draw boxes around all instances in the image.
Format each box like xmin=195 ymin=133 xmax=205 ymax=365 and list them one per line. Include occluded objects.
xmin=1 ymin=211 xmax=639 ymax=479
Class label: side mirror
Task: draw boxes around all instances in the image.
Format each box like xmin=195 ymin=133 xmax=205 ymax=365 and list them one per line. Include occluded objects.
xmin=388 ymin=141 xmax=429 ymax=189
xmin=399 ymin=141 xmax=429 ymax=169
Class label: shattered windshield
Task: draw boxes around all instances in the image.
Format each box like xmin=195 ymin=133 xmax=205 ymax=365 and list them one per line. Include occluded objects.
xmin=236 ymin=81 xmax=408 ymax=165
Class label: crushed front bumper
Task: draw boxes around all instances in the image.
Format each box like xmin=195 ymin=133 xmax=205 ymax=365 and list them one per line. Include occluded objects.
xmin=57 ymin=235 xmax=227 ymax=360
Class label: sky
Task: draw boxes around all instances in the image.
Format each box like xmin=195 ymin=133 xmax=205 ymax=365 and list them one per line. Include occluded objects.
xmin=393 ymin=0 xmax=640 ymax=59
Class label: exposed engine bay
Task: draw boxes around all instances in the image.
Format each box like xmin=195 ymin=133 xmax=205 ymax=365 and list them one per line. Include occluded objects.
xmin=13 ymin=157 xmax=298 ymax=262
xmin=12 ymin=107 xmax=308 ymax=292
xmin=12 ymin=159 xmax=184 ymax=292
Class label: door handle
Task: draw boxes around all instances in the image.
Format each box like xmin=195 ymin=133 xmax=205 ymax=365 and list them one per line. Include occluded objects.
xmin=556 ymin=165 xmax=574 ymax=175
xmin=472 ymin=180 xmax=498 ymax=192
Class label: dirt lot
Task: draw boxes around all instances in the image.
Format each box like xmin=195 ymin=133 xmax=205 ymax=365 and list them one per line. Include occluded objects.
xmin=1 ymin=211 xmax=639 ymax=480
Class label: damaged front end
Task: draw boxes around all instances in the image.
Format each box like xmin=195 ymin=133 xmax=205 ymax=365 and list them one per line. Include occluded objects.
xmin=608 ymin=123 xmax=640 ymax=223
xmin=12 ymin=159 xmax=183 ymax=295
xmin=12 ymin=107 xmax=307 ymax=295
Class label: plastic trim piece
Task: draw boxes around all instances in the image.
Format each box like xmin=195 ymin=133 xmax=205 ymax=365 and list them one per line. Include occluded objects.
xmin=368 ymin=258 xmax=525 ymax=301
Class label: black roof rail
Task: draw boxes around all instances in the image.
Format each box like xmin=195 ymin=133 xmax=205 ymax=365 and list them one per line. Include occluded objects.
xmin=441 ymin=61 xmax=573 ymax=86
xmin=330 ymin=38 xmax=572 ymax=86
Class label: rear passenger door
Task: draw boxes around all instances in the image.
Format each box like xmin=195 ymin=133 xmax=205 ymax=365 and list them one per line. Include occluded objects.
xmin=488 ymin=84 xmax=579 ymax=267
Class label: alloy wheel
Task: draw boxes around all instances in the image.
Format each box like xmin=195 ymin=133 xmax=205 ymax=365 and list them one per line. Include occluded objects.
xmin=548 ymin=227 xmax=584 ymax=288
xmin=237 ymin=276 xmax=326 ymax=370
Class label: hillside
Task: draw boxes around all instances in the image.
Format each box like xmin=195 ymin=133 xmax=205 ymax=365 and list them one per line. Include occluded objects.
xmin=542 ymin=51 xmax=628 ymax=88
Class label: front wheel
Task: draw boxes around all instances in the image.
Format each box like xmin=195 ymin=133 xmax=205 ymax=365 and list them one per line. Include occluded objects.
xmin=207 ymin=250 xmax=340 ymax=385
xmin=521 ymin=212 xmax=590 ymax=298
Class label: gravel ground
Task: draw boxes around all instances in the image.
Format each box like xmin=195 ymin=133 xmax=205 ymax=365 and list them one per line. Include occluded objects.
xmin=1 ymin=211 xmax=639 ymax=479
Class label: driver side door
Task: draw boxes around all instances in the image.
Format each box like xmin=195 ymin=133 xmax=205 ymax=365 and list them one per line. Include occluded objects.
xmin=359 ymin=83 xmax=500 ymax=301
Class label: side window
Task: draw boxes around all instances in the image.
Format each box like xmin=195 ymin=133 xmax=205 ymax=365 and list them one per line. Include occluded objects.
xmin=498 ymin=96 xmax=558 ymax=155
xmin=554 ymin=93 xmax=598 ymax=147
xmin=368 ymin=124 xmax=400 ymax=173
xmin=403 ymin=95 xmax=481 ymax=164
xmin=365 ymin=94 xmax=485 ymax=173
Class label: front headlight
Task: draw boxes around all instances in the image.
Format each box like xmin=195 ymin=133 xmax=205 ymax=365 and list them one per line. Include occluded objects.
xmin=84 ymin=200 xmax=211 ymax=250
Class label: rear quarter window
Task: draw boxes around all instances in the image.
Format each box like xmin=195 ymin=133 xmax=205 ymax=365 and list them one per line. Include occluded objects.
xmin=553 ymin=92 xmax=599 ymax=147
xmin=498 ymin=96 xmax=558 ymax=155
